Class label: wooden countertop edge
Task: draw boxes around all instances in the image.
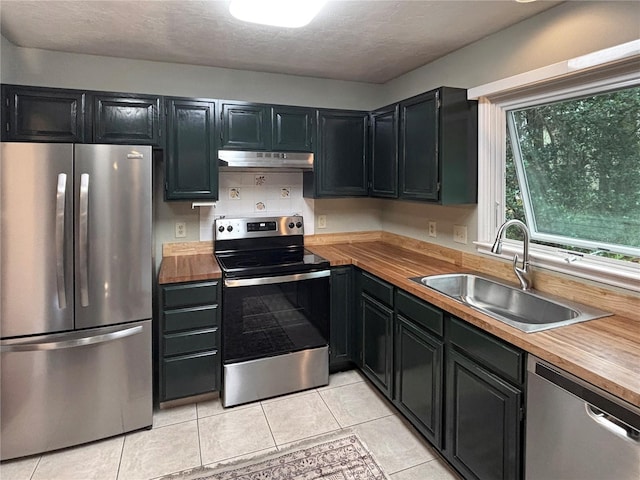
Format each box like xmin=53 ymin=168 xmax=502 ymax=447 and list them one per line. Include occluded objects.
xmin=307 ymin=242 xmax=640 ymax=408
xmin=156 ymin=239 xmax=639 ymax=407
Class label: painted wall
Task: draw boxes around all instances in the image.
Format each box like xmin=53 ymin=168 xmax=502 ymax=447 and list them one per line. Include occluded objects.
xmin=378 ymin=0 xmax=640 ymax=252
xmin=2 ymin=1 xmax=639 ymax=263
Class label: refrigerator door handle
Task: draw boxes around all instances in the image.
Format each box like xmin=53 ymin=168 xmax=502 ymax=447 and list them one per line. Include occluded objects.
xmin=55 ymin=173 xmax=68 ymax=309
xmin=0 ymin=325 xmax=143 ymax=352
xmin=79 ymin=173 xmax=90 ymax=307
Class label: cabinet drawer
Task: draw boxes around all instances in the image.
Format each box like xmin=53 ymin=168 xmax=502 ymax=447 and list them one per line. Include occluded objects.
xmin=162 ymin=281 xmax=218 ymax=309
xmin=164 ymin=328 xmax=218 ymax=357
xmin=164 ymin=305 xmax=218 ymax=332
xmin=448 ymin=317 xmax=524 ymax=385
xmin=162 ymin=350 xmax=218 ymax=401
xmin=395 ymin=290 xmax=443 ymax=337
xmin=361 ymin=272 xmax=394 ymax=307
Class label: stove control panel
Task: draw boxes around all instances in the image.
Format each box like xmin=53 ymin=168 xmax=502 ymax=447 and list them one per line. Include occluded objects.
xmin=214 ymin=216 xmax=304 ymax=241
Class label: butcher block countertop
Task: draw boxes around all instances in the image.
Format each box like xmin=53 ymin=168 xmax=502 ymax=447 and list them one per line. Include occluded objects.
xmin=158 ymin=242 xmax=220 ymax=284
xmin=158 ymin=235 xmax=640 ymax=407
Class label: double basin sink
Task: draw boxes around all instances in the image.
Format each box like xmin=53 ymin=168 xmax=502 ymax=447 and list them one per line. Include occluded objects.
xmin=412 ymin=273 xmax=611 ymax=333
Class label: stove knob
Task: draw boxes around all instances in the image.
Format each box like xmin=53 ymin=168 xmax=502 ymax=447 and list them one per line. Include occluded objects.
xmin=227 ymin=225 xmax=233 ymax=232
xmin=296 ymin=221 xmax=303 ymax=228
xmin=218 ymin=226 xmax=225 ymax=233
xmin=288 ymin=222 xmax=295 ymax=229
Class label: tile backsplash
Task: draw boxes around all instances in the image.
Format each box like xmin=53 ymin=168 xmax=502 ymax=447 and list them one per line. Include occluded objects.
xmin=199 ymin=170 xmax=314 ymax=240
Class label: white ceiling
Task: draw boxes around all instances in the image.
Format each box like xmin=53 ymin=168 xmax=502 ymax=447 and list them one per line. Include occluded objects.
xmin=0 ymin=0 xmax=561 ymax=84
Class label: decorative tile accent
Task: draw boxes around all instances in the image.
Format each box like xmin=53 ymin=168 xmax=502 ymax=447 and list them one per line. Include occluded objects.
xmin=280 ymin=187 xmax=291 ymax=198
xmin=229 ymin=187 xmax=241 ymax=200
xmin=255 ymin=175 xmax=266 ymax=186
xmin=255 ymin=201 xmax=266 ymax=212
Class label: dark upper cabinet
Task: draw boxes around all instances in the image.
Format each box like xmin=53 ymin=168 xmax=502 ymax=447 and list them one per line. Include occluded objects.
xmin=93 ymin=93 xmax=161 ymax=146
xmin=330 ymin=266 xmax=354 ymax=371
xmin=399 ymin=87 xmax=477 ymax=204
xmin=394 ymin=290 xmax=444 ymax=448
xmin=272 ymin=105 xmax=314 ymax=152
xmin=2 ymin=85 xmax=86 ymax=142
xmin=304 ymin=109 xmax=368 ymax=198
xmin=165 ymin=98 xmax=218 ymax=200
xmin=220 ymin=102 xmax=270 ymax=150
xmin=369 ymin=104 xmax=399 ymax=198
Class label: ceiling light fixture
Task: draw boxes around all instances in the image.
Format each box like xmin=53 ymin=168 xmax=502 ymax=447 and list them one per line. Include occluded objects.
xmin=229 ymin=0 xmax=327 ymax=28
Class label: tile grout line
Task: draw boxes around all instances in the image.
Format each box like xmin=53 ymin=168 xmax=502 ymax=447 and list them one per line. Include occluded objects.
xmin=259 ymin=402 xmax=279 ymax=450
xmin=115 ymin=435 xmax=126 ymax=480
xmin=195 ymin=415 xmax=203 ymax=468
xmin=27 ymin=455 xmax=42 ymax=480
xmin=317 ymin=387 xmax=345 ymax=430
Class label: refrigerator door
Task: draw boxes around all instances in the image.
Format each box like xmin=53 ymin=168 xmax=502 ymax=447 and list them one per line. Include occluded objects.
xmin=74 ymin=144 xmax=152 ymax=329
xmin=1 ymin=142 xmax=74 ymax=338
xmin=0 ymin=319 xmax=152 ymax=461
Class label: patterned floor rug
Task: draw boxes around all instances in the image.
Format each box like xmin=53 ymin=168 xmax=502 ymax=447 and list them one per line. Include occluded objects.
xmin=163 ymin=432 xmax=389 ymax=480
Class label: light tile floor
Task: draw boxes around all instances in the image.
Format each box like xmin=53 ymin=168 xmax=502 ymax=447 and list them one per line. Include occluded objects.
xmin=1 ymin=369 xmax=461 ymax=480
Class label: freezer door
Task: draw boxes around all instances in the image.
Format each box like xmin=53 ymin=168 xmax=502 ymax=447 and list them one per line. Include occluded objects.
xmin=0 ymin=319 xmax=152 ymax=461
xmin=1 ymin=142 xmax=74 ymax=337
xmin=74 ymin=144 xmax=152 ymax=329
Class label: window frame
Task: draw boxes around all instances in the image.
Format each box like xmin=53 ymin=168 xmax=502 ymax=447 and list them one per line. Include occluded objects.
xmin=469 ymin=42 xmax=640 ymax=293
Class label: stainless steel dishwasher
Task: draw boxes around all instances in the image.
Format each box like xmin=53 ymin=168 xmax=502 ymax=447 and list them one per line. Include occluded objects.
xmin=526 ymin=356 xmax=640 ymax=480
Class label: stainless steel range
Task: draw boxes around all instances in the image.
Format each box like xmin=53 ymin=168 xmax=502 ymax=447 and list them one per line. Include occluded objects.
xmin=214 ymin=215 xmax=330 ymax=407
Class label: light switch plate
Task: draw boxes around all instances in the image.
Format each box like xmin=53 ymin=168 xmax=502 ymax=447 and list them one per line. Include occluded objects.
xmin=317 ymin=215 xmax=327 ymax=229
xmin=453 ymin=225 xmax=467 ymax=244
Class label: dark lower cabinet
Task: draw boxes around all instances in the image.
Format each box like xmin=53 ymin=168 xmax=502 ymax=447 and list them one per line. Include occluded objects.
xmin=2 ymin=85 xmax=86 ymax=142
xmin=165 ymin=98 xmax=218 ymax=200
xmin=394 ymin=314 xmax=443 ymax=448
xmin=444 ymin=349 xmax=522 ymax=480
xmin=93 ymin=93 xmax=161 ymax=146
xmin=330 ymin=266 xmax=354 ymax=370
xmin=360 ymin=293 xmax=394 ymax=398
xmin=158 ymin=280 xmax=221 ymax=403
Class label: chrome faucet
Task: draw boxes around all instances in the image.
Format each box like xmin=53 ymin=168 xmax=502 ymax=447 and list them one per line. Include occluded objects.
xmin=491 ymin=219 xmax=533 ymax=290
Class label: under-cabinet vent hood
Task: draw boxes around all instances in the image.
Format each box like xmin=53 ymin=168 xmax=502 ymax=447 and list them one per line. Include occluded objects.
xmin=219 ymin=150 xmax=313 ymax=170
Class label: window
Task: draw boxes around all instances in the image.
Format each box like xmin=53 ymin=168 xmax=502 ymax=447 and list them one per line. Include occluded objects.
xmin=505 ymin=86 xmax=640 ymax=261
xmin=469 ymin=41 xmax=640 ymax=291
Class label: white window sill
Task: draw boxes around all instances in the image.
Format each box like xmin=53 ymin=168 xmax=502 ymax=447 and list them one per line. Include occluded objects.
xmin=475 ymin=241 xmax=640 ymax=293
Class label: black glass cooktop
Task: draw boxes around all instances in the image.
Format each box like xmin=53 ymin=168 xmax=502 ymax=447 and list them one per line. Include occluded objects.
xmin=216 ymin=247 xmax=329 ymax=278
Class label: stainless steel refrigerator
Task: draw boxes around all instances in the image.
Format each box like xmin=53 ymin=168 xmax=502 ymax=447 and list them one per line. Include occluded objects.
xmin=0 ymin=142 xmax=153 ymax=461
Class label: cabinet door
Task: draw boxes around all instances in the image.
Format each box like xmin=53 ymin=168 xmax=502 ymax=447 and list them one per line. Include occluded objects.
xmin=445 ymin=349 xmax=522 ymax=480
xmin=2 ymin=85 xmax=86 ymax=142
xmin=330 ymin=266 xmax=353 ymax=370
xmin=93 ymin=94 xmax=161 ymax=145
xmin=399 ymin=91 xmax=438 ymax=201
xmin=272 ymin=106 xmax=313 ymax=151
xmin=395 ymin=315 xmax=443 ymax=448
xmin=165 ymin=98 xmax=218 ymax=200
xmin=220 ymin=102 xmax=270 ymax=150
xmin=370 ymin=105 xmax=399 ymax=198
xmin=360 ymin=293 xmax=393 ymax=398
xmin=313 ymin=110 xmax=368 ymax=197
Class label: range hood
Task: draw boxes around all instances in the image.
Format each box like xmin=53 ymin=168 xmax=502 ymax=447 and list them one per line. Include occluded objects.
xmin=219 ymin=150 xmax=313 ymax=170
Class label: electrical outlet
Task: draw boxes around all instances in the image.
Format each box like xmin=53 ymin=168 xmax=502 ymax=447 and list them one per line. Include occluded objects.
xmin=428 ymin=221 xmax=437 ymax=238
xmin=317 ymin=215 xmax=327 ymax=229
xmin=175 ymin=222 xmax=187 ymax=238
xmin=453 ymin=225 xmax=467 ymax=244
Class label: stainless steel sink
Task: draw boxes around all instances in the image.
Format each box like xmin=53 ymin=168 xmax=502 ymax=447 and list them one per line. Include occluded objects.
xmin=412 ymin=273 xmax=612 ymax=333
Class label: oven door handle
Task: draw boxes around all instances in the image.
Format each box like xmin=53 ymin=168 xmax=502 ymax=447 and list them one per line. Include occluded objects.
xmin=224 ymin=269 xmax=330 ymax=288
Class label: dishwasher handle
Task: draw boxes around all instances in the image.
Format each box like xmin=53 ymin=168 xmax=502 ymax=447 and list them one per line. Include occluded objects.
xmin=586 ymin=404 xmax=640 ymax=443
xmin=533 ymin=360 xmax=640 ymax=441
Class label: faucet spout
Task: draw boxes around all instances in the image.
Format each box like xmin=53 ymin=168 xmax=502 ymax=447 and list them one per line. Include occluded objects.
xmin=491 ymin=219 xmax=533 ymax=290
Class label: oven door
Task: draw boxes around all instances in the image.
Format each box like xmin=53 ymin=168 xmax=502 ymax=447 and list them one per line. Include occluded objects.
xmin=222 ymin=269 xmax=330 ymax=365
